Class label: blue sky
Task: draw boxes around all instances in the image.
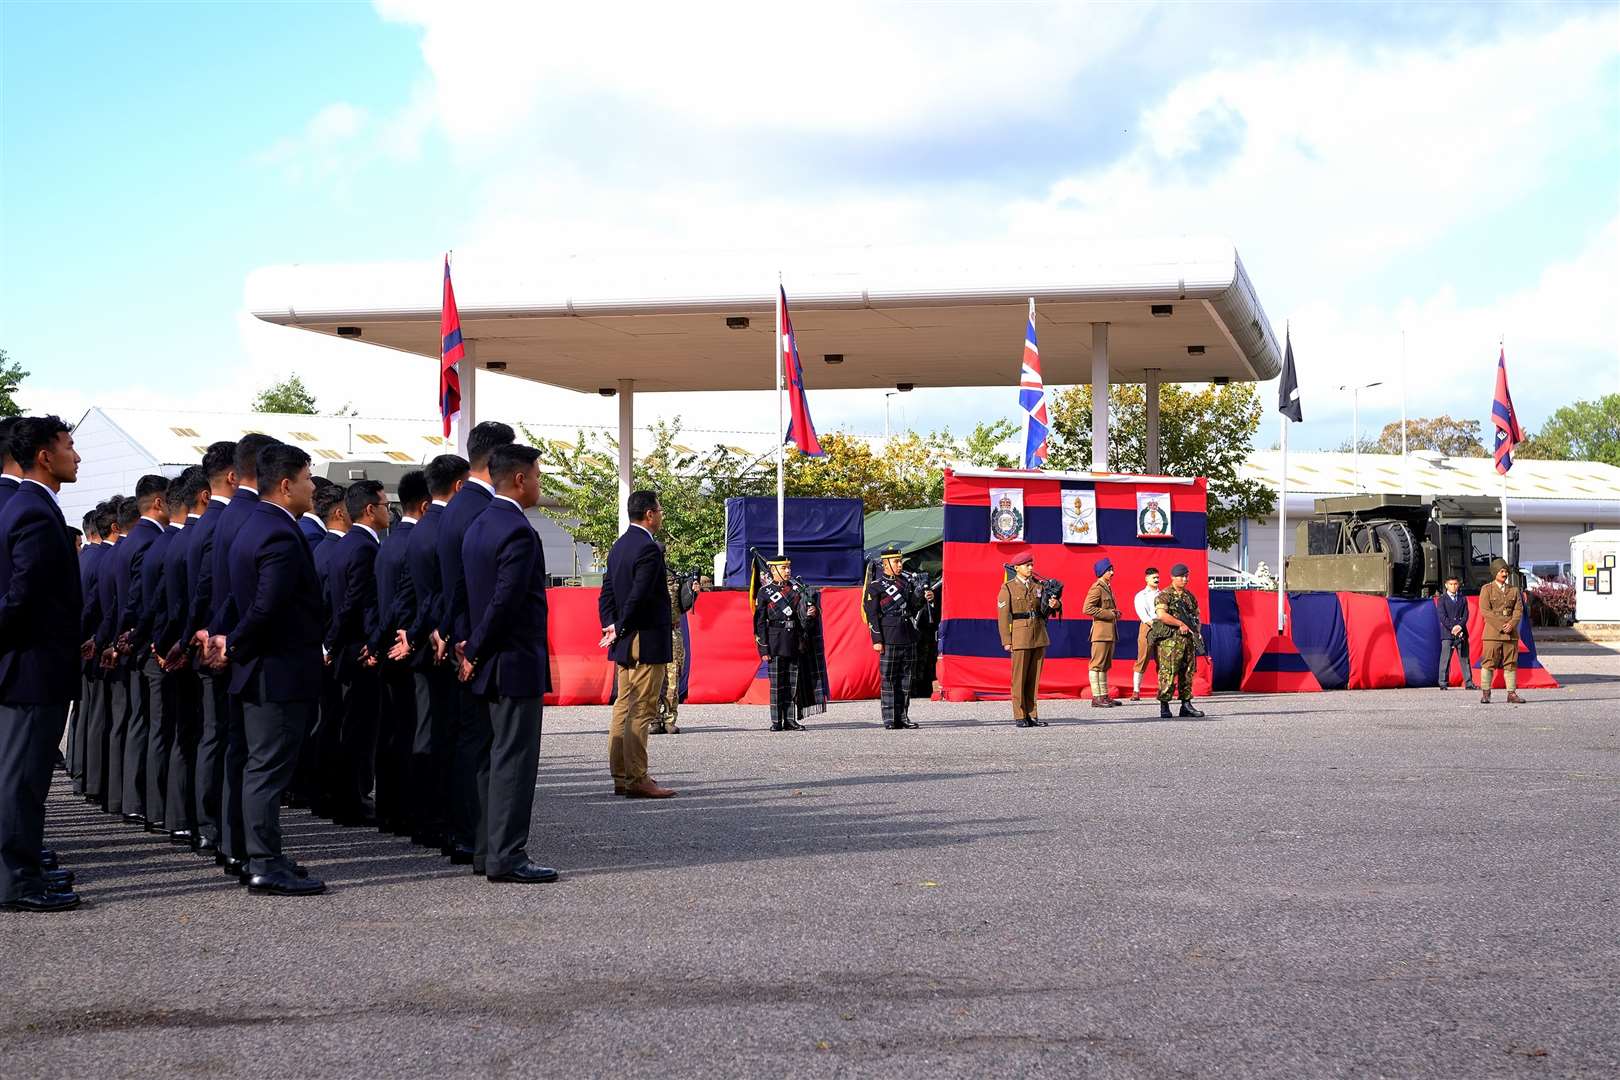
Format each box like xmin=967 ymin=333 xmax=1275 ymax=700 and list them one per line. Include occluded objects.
xmin=3 ymin=1 xmax=1616 ymax=453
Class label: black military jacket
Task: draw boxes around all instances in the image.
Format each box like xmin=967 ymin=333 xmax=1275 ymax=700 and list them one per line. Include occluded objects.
xmin=863 ymin=572 xmax=919 ymax=646
xmin=754 ymin=578 xmax=814 ymax=658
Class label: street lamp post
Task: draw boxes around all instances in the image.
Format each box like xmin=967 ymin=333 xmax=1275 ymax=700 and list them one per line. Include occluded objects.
xmin=884 ymin=390 xmax=904 ymax=441
xmin=1338 ymin=380 xmax=1383 ymax=489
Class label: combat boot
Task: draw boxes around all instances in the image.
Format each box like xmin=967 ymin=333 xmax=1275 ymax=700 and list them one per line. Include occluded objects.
xmin=1159 ymin=703 xmax=1173 ymax=719
xmin=1179 ymin=702 xmax=1206 ymax=719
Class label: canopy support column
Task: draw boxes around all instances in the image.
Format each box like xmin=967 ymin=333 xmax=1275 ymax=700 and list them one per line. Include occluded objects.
xmin=618 ymin=379 xmax=634 ymax=536
xmin=1145 ymin=368 xmax=1162 ymax=474
xmin=455 ymin=339 xmax=478 ymax=461
xmin=1091 ymin=323 xmax=1110 ymax=472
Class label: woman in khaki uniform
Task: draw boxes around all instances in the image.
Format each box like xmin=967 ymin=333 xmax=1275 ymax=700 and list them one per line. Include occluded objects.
xmin=997 ymin=552 xmax=1058 ymax=727
xmin=1479 ymin=557 xmax=1526 ymax=704
xmin=1081 ymin=558 xmax=1122 ymax=708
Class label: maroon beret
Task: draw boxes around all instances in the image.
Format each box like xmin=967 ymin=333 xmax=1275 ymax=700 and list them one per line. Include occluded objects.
xmin=1008 ymin=552 xmax=1034 ymax=567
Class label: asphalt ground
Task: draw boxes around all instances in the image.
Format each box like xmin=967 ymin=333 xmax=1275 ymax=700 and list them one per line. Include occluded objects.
xmin=4 ymin=642 xmax=1617 ymax=1079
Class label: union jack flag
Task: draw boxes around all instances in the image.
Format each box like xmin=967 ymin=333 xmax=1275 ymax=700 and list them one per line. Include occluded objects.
xmin=1019 ymin=299 xmax=1048 ymax=468
xmin=781 ymin=286 xmax=823 ymax=456
xmin=440 ymin=255 xmax=464 ymax=438
xmin=1491 ymin=347 xmax=1523 ymax=475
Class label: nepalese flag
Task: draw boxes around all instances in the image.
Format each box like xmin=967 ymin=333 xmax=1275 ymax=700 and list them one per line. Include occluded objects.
xmin=780 ymin=286 xmax=823 ymax=456
xmin=1019 ymin=299 xmax=1048 ymax=468
xmin=440 ymin=256 xmax=464 ymax=438
xmin=1491 ymin=347 xmax=1523 ymax=475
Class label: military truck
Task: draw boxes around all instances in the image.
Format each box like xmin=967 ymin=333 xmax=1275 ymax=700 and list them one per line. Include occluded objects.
xmin=1287 ymin=494 xmax=1519 ymax=597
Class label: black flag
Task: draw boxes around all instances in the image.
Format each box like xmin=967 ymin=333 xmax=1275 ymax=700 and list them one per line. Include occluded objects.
xmin=1278 ymin=329 xmax=1302 ymax=422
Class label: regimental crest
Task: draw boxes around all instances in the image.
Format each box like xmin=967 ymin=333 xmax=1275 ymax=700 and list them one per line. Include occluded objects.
xmin=991 ymin=494 xmax=1024 ymax=542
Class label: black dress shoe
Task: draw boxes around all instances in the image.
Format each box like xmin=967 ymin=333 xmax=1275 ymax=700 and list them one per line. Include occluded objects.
xmin=1015 ymin=718 xmax=1037 ymax=728
xmin=2 ymin=891 xmax=81 ymax=912
xmin=221 ymin=857 xmax=247 ymax=879
xmin=121 ymin=813 xmax=145 ymax=826
xmin=1178 ymin=703 xmax=1206 ymax=719
xmin=769 ymin=722 xmax=784 ymax=731
xmin=898 ymin=718 xmax=920 ymax=728
xmin=195 ymin=837 xmax=218 ymax=856
xmin=783 ymin=718 xmax=805 ymax=731
xmin=169 ymin=830 xmax=195 ymax=845
xmin=247 ymin=868 xmax=326 ymax=896
xmin=412 ymin=831 xmax=445 ymax=849
xmin=447 ymin=846 xmax=475 ymax=865
xmin=39 ymin=849 xmax=59 ymax=870
xmin=44 ymin=869 xmax=75 ymax=888
xmin=487 ymin=862 xmax=560 ymax=884
xmin=145 ymin=820 xmax=166 ymax=834
xmin=883 ymin=722 xmax=900 ymax=729
xmin=1029 ymin=717 xmax=1048 ymax=727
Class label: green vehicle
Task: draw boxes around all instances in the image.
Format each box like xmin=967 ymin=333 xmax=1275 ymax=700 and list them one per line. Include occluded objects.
xmin=1288 ymin=494 xmax=1519 ymax=597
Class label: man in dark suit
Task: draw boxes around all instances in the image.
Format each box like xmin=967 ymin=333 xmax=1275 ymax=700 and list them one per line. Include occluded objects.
xmin=81 ymin=500 xmax=119 ymax=807
xmin=114 ymin=475 xmax=171 ymax=825
xmin=325 ymin=480 xmax=389 ymax=825
xmin=598 ymin=490 xmax=676 ymax=799
xmin=436 ymin=422 xmax=513 ymax=864
xmin=199 ymin=432 xmax=280 ymax=880
xmin=375 ymin=470 xmax=426 ymax=837
xmin=0 ymin=416 xmax=21 ymax=511
xmin=0 ymin=416 xmax=86 ymax=912
xmin=69 ymin=510 xmax=103 ymax=795
xmin=132 ymin=475 xmax=187 ymax=832
xmin=306 ymin=481 xmax=348 ymax=817
xmin=1435 ymin=575 xmax=1479 ymax=691
xmin=96 ymin=487 xmax=156 ymax=820
xmin=406 ymin=453 xmax=468 ymax=850
xmin=456 ymin=443 xmax=559 ymax=884
xmin=183 ymin=441 xmax=239 ymax=860
xmin=301 ymin=476 xmax=334 ymax=546
xmin=157 ymin=468 xmax=210 ymax=846
xmin=207 ymin=443 xmax=326 ymax=897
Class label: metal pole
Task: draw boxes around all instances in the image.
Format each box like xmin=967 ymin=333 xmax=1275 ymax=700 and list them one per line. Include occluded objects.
xmin=617 ymin=379 xmax=633 ymax=536
xmin=1400 ymin=330 xmax=1408 ymax=460
xmin=1091 ymin=322 xmax=1110 ymax=472
xmin=776 ymin=279 xmax=786 ymax=556
xmin=1502 ymin=469 xmax=1509 ymax=566
xmin=1144 ymin=369 xmax=1161 ymax=475
xmin=1278 ymin=413 xmax=1288 ymax=633
xmin=1352 ymin=387 xmax=1360 ymax=490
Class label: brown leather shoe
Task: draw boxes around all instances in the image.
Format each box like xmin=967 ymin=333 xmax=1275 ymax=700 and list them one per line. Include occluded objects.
xmin=1506 ymin=692 xmax=1525 ymax=704
xmin=624 ymin=778 xmax=676 ymax=799
xmin=1090 ymin=698 xmax=1108 ymax=708
xmin=1479 ymin=690 xmax=1491 ymax=704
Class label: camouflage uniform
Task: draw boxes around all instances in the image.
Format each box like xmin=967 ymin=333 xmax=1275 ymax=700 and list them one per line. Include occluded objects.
xmin=655 ymin=571 xmax=684 ymax=729
xmin=1148 ymin=587 xmax=1201 ymax=705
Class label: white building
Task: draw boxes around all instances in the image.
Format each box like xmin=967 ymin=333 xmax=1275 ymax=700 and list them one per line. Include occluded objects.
xmin=1219 ymin=449 xmax=1620 ymax=575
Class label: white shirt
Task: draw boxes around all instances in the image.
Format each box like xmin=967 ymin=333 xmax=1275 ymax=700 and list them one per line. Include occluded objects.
xmin=210 ymin=494 xmax=230 ymax=506
xmin=354 ymin=523 xmax=379 ymax=543
xmin=1134 ymin=586 xmax=1160 ymax=623
xmin=267 ymin=501 xmax=297 ymax=524
xmin=301 ymin=512 xmax=325 ymax=530
xmin=494 ymin=494 xmax=524 ymax=513
xmin=632 ymin=522 xmax=655 ymax=541
xmin=19 ymin=477 xmax=61 ymax=511
xmin=467 ymin=476 xmax=494 ymax=495
xmin=400 ymin=515 xmax=419 ymax=526
xmin=431 ymin=499 xmax=447 ymax=508
xmin=238 ymin=484 xmax=259 ymax=496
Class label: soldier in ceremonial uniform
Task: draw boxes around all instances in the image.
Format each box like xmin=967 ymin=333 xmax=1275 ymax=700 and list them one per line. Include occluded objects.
xmin=754 ymin=555 xmax=818 ymax=731
xmin=996 ymin=552 xmax=1057 ymax=728
xmin=1081 ymin=558 xmax=1122 ymax=708
xmin=1478 ymin=558 xmax=1526 ymax=704
xmin=863 ymin=545 xmax=933 ymax=729
xmin=1147 ymin=563 xmax=1205 ymax=719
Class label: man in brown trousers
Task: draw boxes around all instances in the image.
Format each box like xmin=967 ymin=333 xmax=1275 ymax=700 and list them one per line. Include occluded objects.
xmin=997 ymin=552 xmax=1058 ymax=727
xmin=1082 ymin=558 xmax=1122 ymax=708
xmin=1478 ymin=557 xmax=1526 ymax=704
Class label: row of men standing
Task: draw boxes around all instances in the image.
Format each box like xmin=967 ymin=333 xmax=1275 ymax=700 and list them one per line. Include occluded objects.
xmin=2 ymin=418 xmax=562 ymax=911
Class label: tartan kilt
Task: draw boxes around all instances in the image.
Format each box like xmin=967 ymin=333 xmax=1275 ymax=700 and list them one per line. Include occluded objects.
xmin=879 ymin=643 xmax=915 ymax=723
xmin=768 ymin=657 xmax=800 ymax=725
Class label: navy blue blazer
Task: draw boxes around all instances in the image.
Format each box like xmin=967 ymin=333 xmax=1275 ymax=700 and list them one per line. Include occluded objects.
xmin=134 ymin=523 xmax=180 ymax=661
xmin=298 ymin=513 xmax=327 ymax=547
xmin=599 ymin=525 xmax=673 ymax=667
xmin=0 ymin=474 xmax=18 ymax=513
xmin=376 ymin=519 xmax=415 ymax=666
xmin=208 ymin=487 xmax=261 ymax=637
xmin=79 ymin=542 xmax=107 ymax=672
xmin=0 ymin=480 xmax=84 ymax=704
xmin=94 ymin=537 xmax=121 ymax=650
xmin=155 ymin=518 xmax=197 ymax=657
xmin=98 ymin=516 xmax=163 ymax=670
xmin=462 ymin=498 xmax=550 ymax=700
xmin=224 ymin=501 xmax=324 ymax=702
xmin=405 ymin=503 xmax=446 ymax=668
xmin=325 ymin=527 xmax=381 ymax=680
xmin=437 ymin=481 xmax=493 ymax=645
xmin=185 ymin=498 xmax=227 ymax=645
xmin=1436 ymin=592 xmax=1470 ymax=637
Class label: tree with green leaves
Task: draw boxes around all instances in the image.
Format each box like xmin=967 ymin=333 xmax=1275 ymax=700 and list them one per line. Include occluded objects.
xmin=1372 ymin=415 xmax=1487 ymax=457
xmin=252 ymin=373 xmax=320 ymax=415
xmin=0 ymin=349 xmax=27 ymax=418
xmin=1046 ymin=382 xmax=1274 ymax=552
xmin=1518 ymin=394 xmax=1620 ymax=466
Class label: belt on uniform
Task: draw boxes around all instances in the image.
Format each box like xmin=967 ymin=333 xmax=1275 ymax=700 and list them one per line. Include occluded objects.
xmin=1010 ymin=612 xmax=1034 ymax=620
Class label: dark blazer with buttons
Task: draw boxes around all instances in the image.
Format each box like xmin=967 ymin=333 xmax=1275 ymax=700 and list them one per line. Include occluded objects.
xmin=184 ymin=498 xmax=226 ymax=646
xmin=134 ymin=523 xmax=180 ymax=662
xmin=156 ymin=519 xmax=197 ymax=658
xmin=79 ymin=542 xmax=108 ymax=677
xmin=94 ymin=537 xmax=121 ymax=652
xmin=598 ymin=524 xmax=672 ymax=667
xmin=405 ymin=504 xmax=446 ymax=668
xmin=1436 ymin=592 xmax=1469 ymax=639
xmin=462 ymin=498 xmax=550 ymax=700
xmin=101 ymin=516 xmax=163 ymax=670
xmin=224 ymin=502 xmax=324 ymax=702
xmin=0 ymin=480 xmax=83 ymax=705
xmin=376 ymin=519 xmax=415 ymax=666
xmin=437 ymin=481 xmax=493 ymax=646
xmin=325 ymin=527 xmax=381 ymax=681
xmin=0 ymin=474 xmax=17 ymax=512
xmin=207 ymin=487 xmax=260 ymax=637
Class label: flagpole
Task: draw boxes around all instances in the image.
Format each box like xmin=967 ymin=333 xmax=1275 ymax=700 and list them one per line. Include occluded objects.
xmin=776 ymin=275 xmax=786 ymax=557
xmin=1500 ymin=335 xmax=1508 ymax=562
xmin=1278 ymin=409 xmax=1288 ymax=633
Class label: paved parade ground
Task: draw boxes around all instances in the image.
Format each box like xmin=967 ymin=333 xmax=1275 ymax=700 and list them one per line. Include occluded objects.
xmin=4 ymin=641 xmax=1617 ymax=1079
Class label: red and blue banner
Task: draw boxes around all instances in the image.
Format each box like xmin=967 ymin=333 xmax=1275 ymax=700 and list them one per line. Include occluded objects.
xmin=1492 ymin=347 xmax=1523 ymax=475
xmin=440 ymin=256 xmax=464 ymax=438
xmin=780 ymin=286 xmax=823 ymax=456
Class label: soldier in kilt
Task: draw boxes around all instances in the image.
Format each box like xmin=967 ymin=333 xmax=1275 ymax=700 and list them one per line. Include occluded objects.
xmin=1147 ymin=562 xmax=1206 ymax=719
xmin=863 ymin=546 xmax=933 ymax=729
xmin=754 ymin=556 xmax=820 ymax=731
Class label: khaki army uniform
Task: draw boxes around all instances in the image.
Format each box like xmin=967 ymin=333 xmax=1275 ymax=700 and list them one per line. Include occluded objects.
xmin=1479 ymin=576 xmax=1524 ymax=697
xmin=1081 ymin=578 xmax=1119 ymax=702
xmin=655 ymin=571 xmax=684 ymax=732
xmin=997 ymin=576 xmax=1049 ymax=722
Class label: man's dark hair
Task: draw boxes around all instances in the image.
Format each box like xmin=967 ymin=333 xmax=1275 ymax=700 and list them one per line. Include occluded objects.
xmin=165 ymin=473 xmax=191 ymax=514
xmin=397 ymin=469 xmax=429 ymax=509
xmin=134 ymin=473 xmax=168 ymax=511
xmin=7 ymin=415 xmax=72 ymax=474
xmin=0 ymin=416 xmax=20 ymax=467
xmin=169 ymin=465 xmax=206 ymax=514
xmin=315 ymin=483 xmax=348 ymax=524
xmin=93 ymin=499 xmax=119 ymax=537
xmin=117 ymin=496 xmax=140 ymax=529
xmin=424 ymin=453 xmax=470 ymax=497
xmin=344 ymin=479 xmax=386 ymax=521
xmin=68 ymin=525 xmax=82 ymax=541
xmin=466 ymin=421 xmax=515 ymax=470
xmin=82 ymin=511 xmax=98 ymax=537
xmin=257 ymin=443 xmax=311 ymax=493
xmin=627 ymin=489 xmax=660 ymax=522
xmin=1445 ymin=574 xmax=1461 ymax=583
xmin=234 ymin=433 xmax=281 ymax=482
xmin=488 ymin=443 xmax=541 ymax=489
xmin=202 ymin=440 xmax=237 ymax=482
xmin=312 ymin=475 xmax=334 ymax=492
xmin=1145 ymin=566 xmax=1160 ymax=577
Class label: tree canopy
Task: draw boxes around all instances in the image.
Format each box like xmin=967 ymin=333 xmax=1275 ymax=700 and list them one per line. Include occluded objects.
xmin=252 ymin=374 xmax=320 ymax=415
xmin=0 ymin=349 xmax=26 ymax=418
xmin=1518 ymin=394 xmax=1620 ymax=466
xmin=1372 ymin=415 xmax=1487 ymax=457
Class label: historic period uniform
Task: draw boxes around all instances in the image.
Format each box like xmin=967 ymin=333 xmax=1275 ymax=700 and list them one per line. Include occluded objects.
xmin=754 ymin=558 xmax=824 ymax=731
xmin=1478 ymin=558 xmax=1526 ymax=704
xmin=996 ymin=552 xmax=1050 ymax=727
xmin=863 ymin=546 xmax=927 ymax=729
xmin=1147 ymin=563 xmax=1205 ymax=718
xmin=653 ymin=569 xmax=692 ymax=734
xmin=1081 ymin=558 xmax=1122 ymax=708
